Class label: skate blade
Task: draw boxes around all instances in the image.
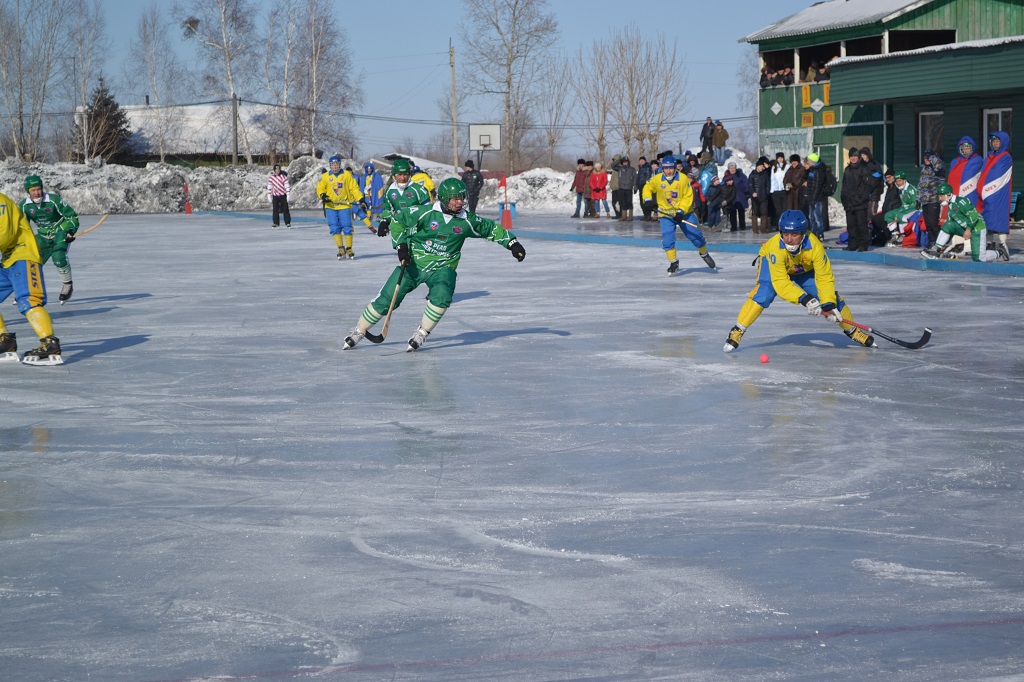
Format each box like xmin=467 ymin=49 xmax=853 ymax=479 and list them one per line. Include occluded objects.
xmin=22 ymin=354 xmax=63 ymax=366
xmin=0 ymin=351 xmax=20 ymax=362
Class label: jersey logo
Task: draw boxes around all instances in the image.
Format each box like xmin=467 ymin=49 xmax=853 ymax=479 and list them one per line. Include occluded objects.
xmin=430 ymin=221 xmax=439 ymax=230
xmin=453 ymin=226 xmax=462 ymax=234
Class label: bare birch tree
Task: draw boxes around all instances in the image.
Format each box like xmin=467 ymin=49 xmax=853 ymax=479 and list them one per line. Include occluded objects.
xmin=65 ymin=0 xmax=107 ymax=161
xmin=459 ymin=0 xmax=558 ymax=176
xmin=178 ymin=0 xmax=257 ymax=164
xmin=633 ymin=33 xmax=688 ymax=158
xmin=296 ymin=0 xmax=361 ymax=159
xmin=571 ymin=45 xmax=613 ymax=163
xmin=535 ymin=56 xmax=572 ymax=168
xmin=126 ymin=2 xmax=186 ymax=162
xmin=262 ymin=0 xmax=302 ymax=160
xmin=0 ymin=0 xmax=73 ymax=160
xmin=731 ymin=44 xmax=760 ymax=157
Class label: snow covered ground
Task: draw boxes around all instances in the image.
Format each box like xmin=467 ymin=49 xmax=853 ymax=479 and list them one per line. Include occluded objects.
xmin=2 ymin=211 xmax=1024 ymax=681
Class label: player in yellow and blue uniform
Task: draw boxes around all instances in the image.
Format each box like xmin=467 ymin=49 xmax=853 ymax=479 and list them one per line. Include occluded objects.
xmin=316 ymin=155 xmax=372 ymax=260
xmin=641 ymin=155 xmax=716 ymax=274
xmin=723 ymin=209 xmax=875 ymax=352
xmin=0 ymin=192 xmax=63 ymax=365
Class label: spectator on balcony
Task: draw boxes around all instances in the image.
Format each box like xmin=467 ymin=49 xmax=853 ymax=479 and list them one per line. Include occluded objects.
xmin=814 ymin=64 xmax=830 ymax=82
xmin=760 ymin=67 xmax=773 ymax=89
xmin=804 ymin=61 xmax=819 ymax=83
xmin=779 ymin=67 xmax=795 ymax=86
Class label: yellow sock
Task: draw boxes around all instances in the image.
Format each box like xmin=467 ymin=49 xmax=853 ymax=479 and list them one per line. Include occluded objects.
xmin=333 ymin=234 xmax=344 ymax=248
xmin=666 ymin=248 xmax=677 ymax=262
xmin=344 ymin=234 xmax=353 ymax=249
xmin=25 ymin=307 xmax=54 ymax=339
xmin=0 ymin=314 xmax=7 ymax=334
xmin=837 ymin=301 xmax=855 ymax=332
xmin=698 ymin=246 xmax=708 ymax=256
xmin=736 ymin=299 xmax=764 ymax=329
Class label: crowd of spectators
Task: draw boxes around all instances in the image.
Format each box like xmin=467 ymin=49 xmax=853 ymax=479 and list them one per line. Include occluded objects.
xmin=759 ymin=58 xmax=836 ymax=88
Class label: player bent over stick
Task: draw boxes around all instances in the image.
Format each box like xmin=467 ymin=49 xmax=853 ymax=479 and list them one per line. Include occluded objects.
xmin=723 ymin=209 xmax=875 ymax=353
xmin=0 ymin=192 xmax=64 ymax=365
xmin=343 ymin=178 xmax=526 ymax=352
xmin=640 ymin=155 xmax=716 ymax=275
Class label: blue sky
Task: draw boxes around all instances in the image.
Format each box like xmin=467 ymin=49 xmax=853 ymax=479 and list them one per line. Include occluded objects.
xmin=102 ymin=0 xmax=813 ymax=157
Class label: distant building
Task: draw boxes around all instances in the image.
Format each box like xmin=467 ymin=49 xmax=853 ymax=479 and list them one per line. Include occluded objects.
xmin=124 ymin=102 xmax=304 ymax=165
xmin=742 ymin=0 xmax=1023 ymax=211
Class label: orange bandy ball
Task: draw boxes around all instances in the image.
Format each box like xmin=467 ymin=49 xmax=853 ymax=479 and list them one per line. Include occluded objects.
xmin=760 ymin=354 xmax=769 ymax=363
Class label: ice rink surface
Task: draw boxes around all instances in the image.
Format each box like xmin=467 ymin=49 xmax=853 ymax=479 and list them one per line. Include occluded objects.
xmin=2 ymin=211 xmax=1024 ymax=681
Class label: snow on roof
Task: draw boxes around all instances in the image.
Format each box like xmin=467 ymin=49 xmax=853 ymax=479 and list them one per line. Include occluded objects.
xmin=830 ymin=34 xmax=1024 ymax=66
xmin=742 ymin=0 xmax=932 ymax=44
xmin=123 ymin=103 xmax=280 ymax=156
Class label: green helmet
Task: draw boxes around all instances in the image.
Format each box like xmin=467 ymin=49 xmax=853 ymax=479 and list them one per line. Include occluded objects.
xmin=893 ymin=171 xmax=906 ymax=180
xmin=937 ymin=183 xmax=953 ymax=195
xmin=437 ymin=177 xmax=467 ymax=204
xmin=24 ymin=175 xmax=43 ymax=192
xmin=391 ymin=158 xmax=412 ymax=175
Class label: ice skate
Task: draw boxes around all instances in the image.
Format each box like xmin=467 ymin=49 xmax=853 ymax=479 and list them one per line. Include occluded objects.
xmin=59 ymin=281 xmax=73 ymax=304
xmin=346 ymin=247 xmax=355 ymax=260
xmin=337 ymin=248 xmax=347 ymax=260
xmin=343 ymin=329 xmax=363 ymax=349
xmin=723 ymin=325 xmax=744 ymax=353
xmin=997 ymin=242 xmax=1010 ymax=261
xmin=285 ymin=223 xmax=292 ymax=229
xmin=701 ymin=253 xmax=717 ymax=269
xmin=21 ymin=335 xmax=63 ymax=366
xmin=272 ymin=223 xmax=279 ymax=229
xmin=667 ymin=260 xmax=679 ymax=275
xmin=407 ymin=326 xmax=430 ymax=352
xmin=0 ymin=332 xmax=17 ymax=362
xmin=921 ymin=244 xmax=942 ymax=259
xmin=844 ymin=328 xmax=876 ymax=348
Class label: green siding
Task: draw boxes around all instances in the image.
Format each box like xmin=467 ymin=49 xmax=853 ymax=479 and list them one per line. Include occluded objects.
xmin=831 ymin=41 xmax=1024 ymax=103
xmin=889 ymin=0 xmax=1024 ymax=40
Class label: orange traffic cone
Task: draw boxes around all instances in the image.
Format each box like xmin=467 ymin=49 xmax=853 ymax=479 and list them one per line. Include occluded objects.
xmin=184 ymin=183 xmax=193 ymax=214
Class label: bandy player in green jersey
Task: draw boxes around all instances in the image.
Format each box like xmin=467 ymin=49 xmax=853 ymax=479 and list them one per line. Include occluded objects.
xmin=344 ymin=177 xmax=526 ymax=352
xmin=19 ymin=175 xmax=79 ymax=303
xmin=374 ymin=157 xmax=432 ymax=237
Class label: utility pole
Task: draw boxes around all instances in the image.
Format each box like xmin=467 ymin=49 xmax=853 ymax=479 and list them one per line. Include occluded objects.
xmin=450 ymin=40 xmax=458 ymax=172
xmin=232 ymin=94 xmax=239 ymax=166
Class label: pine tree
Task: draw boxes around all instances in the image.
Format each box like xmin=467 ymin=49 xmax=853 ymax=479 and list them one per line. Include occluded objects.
xmin=76 ymin=76 xmax=132 ymax=164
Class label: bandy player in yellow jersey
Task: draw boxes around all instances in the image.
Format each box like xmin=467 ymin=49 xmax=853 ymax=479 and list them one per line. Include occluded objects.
xmin=0 ymin=191 xmax=63 ymax=365
xmin=723 ymin=209 xmax=875 ymax=353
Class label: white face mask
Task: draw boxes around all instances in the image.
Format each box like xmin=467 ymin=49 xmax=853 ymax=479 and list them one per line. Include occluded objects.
xmin=784 ymin=242 xmax=802 ymax=254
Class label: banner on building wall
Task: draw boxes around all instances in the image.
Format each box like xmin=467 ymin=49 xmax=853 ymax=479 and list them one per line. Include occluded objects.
xmin=822 ymin=110 xmax=836 ymax=126
xmin=802 ymin=86 xmax=811 ymax=108
xmin=823 ymin=84 xmax=830 ymax=106
xmin=801 ymin=112 xmax=814 ymax=127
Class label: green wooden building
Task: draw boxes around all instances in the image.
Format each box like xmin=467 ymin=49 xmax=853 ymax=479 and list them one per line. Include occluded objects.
xmin=742 ymin=0 xmax=1024 ymax=213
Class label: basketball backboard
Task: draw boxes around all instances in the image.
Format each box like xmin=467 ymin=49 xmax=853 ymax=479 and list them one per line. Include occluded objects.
xmin=469 ymin=124 xmax=501 ymax=152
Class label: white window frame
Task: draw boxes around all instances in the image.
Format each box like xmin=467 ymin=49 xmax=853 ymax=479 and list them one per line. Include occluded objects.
xmin=983 ymin=107 xmax=1012 ymax=143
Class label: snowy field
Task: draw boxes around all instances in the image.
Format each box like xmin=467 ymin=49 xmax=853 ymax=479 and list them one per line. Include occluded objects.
xmin=2 ymin=211 xmax=1024 ymax=681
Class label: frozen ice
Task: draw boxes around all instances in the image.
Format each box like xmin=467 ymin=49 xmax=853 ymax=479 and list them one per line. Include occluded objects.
xmin=2 ymin=209 xmax=1023 ymax=681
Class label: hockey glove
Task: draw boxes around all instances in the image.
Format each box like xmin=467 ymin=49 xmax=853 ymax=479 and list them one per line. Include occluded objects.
xmin=799 ymin=294 xmax=822 ymax=316
xmin=319 ymin=193 xmax=328 ymax=203
xmin=358 ymin=199 xmax=369 ymax=213
xmin=674 ymin=211 xmax=687 ymax=224
xmin=63 ymin=232 xmax=76 ymax=244
xmin=397 ymin=243 xmax=411 ymax=266
xmin=509 ymin=239 xmax=526 ymax=262
xmin=821 ymin=302 xmax=843 ymax=324
xmin=643 ymin=199 xmax=656 ymax=213
xmin=376 ymin=219 xmax=391 ymax=237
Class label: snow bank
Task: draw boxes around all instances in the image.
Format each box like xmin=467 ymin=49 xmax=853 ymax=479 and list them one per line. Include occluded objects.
xmin=0 ymin=148 xmax=756 ymax=215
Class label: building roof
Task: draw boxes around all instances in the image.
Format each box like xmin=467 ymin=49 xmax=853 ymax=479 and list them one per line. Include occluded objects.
xmin=123 ymin=102 xmax=281 ymax=156
xmin=830 ymin=33 xmax=1024 ymax=66
xmin=742 ymin=0 xmax=934 ymax=43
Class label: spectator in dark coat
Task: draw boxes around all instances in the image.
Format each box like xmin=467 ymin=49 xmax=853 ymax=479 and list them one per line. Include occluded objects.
xmin=635 ymin=156 xmax=654 ymax=220
xmin=859 ymin=147 xmax=883 ymax=215
xmin=748 ymin=156 xmax=772 ymax=233
xmin=783 ymin=154 xmax=804 ymax=210
xmin=917 ymin=149 xmax=946 ymax=245
xmin=699 ymin=117 xmax=715 ymax=155
xmin=570 ymin=158 xmax=587 ymax=218
xmin=802 ymin=153 xmax=829 ymax=235
xmin=616 ymin=157 xmax=637 ymax=221
xmin=723 ymin=162 xmax=749 ymax=231
xmin=841 ymin=147 xmax=873 ymax=251
xmin=870 ymin=169 xmax=901 ymax=243
xmin=705 ymin=175 xmax=722 ymax=228
xmin=719 ymin=175 xmax=737 ymax=230
xmin=462 ymin=160 xmax=484 ymax=214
